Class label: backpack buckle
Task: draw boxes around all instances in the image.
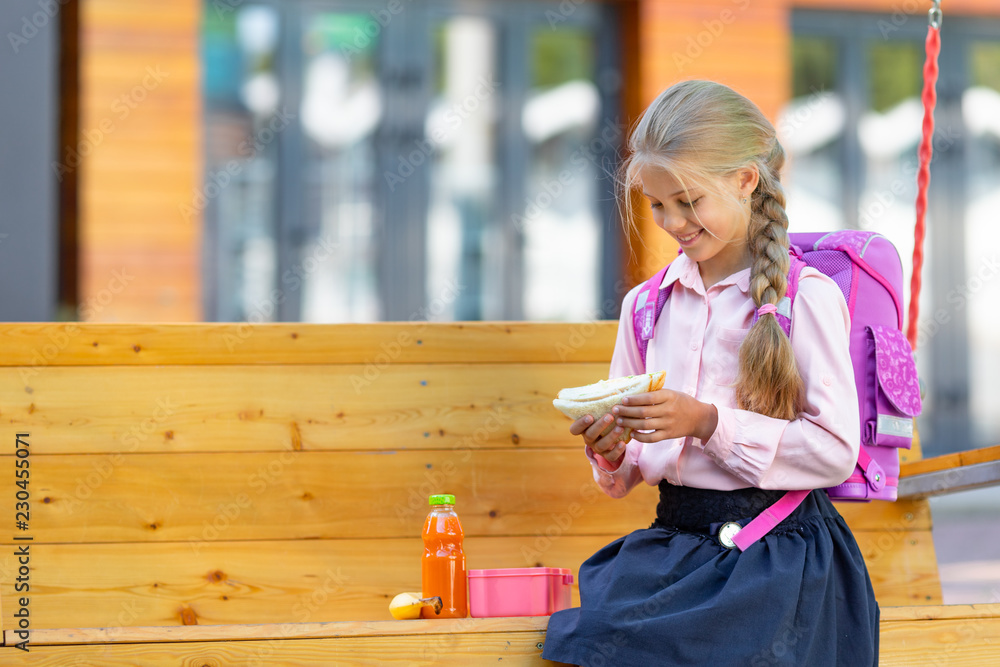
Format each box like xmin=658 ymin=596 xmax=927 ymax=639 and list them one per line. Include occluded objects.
xmin=863 ymin=458 xmax=886 ymax=492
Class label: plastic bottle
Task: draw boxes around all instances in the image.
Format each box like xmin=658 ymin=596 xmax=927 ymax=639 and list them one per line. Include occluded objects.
xmin=421 ymin=493 xmax=467 ymax=618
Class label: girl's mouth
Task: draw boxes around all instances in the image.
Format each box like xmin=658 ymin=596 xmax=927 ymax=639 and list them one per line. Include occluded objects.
xmin=675 ymin=229 xmax=703 ymax=246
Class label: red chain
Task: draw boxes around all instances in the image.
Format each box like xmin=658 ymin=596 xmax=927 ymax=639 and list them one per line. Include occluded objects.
xmin=906 ymin=23 xmax=941 ymax=350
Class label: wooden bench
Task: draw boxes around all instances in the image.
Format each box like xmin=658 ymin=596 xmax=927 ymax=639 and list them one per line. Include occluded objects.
xmin=1 ymin=322 xmax=998 ymax=664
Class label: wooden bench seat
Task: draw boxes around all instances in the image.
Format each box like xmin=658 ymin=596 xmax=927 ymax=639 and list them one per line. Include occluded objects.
xmin=2 ymin=605 xmax=1000 ymax=665
xmin=1 ymin=322 xmax=998 ymax=663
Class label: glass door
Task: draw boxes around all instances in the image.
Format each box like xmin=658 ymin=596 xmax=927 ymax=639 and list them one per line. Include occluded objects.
xmin=423 ymin=3 xmax=620 ymax=321
xmin=201 ymin=0 xmax=623 ymax=324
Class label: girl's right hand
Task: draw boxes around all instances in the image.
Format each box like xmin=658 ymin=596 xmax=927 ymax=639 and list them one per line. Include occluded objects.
xmin=569 ymin=414 xmax=626 ymax=462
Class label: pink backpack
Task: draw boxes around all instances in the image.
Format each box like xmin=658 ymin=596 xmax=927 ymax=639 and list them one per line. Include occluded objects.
xmin=632 ymin=230 xmax=922 ymax=549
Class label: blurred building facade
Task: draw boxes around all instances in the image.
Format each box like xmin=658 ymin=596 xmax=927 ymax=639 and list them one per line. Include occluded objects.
xmin=3 ymin=0 xmax=999 ymax=454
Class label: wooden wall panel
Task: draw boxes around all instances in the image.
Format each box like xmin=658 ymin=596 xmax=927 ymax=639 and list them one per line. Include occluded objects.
xmin=78 ymin=0 xmax=201 ymax=322
xmin=0 ymin=530 xmax=936 ymax=630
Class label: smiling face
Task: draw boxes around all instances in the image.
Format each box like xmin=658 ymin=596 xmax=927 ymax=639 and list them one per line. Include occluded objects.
xmin=638 ymin=164 xmax=758 ymax=287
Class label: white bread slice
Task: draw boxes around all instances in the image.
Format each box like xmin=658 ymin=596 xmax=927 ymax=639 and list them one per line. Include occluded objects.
xmin=552 ymin=371 xmax=666 ymax=443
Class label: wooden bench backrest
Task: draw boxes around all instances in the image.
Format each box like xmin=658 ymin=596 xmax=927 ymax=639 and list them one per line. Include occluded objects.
xmin=0 ymin=323 xmax=938 ymax=631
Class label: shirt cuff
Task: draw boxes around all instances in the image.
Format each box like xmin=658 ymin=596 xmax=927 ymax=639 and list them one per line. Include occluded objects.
xmin=696 ymin=404 xmax=736 ymax=463
xmin=585 ymin=445 xmax=623 ymax=475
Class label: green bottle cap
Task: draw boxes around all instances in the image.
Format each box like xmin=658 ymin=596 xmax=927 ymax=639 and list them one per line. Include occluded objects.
xmin=429 ymin=494 xmax=455 ymax=505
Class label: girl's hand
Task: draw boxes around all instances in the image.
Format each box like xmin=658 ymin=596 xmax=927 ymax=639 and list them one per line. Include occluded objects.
xmin=611 ymin=389 xmax=719 ymax=443
xmin=569 ymin=413 xmax=628 ymax=462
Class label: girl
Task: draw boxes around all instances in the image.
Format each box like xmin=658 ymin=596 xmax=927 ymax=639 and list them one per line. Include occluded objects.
xmin=542 ymin=80 xmax=879 ymax=666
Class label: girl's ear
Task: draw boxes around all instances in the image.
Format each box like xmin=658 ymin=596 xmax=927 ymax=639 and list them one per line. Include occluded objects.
xmin=736 ymin=166 xmax=760 ymax=198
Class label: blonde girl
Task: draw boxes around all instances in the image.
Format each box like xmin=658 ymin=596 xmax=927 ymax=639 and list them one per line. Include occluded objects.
xmin=543 ymin=80 xmax=878 ymax=666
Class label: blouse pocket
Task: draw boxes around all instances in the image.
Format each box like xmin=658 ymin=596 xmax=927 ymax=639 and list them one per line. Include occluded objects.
xmin=711 ymin=326 xmax=749 ymax=385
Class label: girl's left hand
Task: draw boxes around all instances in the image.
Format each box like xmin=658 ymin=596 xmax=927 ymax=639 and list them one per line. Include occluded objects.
xmin=612 ymin=389 xmax=719 ymax=443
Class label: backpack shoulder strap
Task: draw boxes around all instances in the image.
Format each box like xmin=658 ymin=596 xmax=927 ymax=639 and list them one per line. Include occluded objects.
xmin=631 ymin=265 xmax=672 ymax=371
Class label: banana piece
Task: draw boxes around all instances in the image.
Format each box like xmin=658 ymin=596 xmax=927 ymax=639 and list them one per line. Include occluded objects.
xmin=389 ymin=592 xmax=443 ymax=620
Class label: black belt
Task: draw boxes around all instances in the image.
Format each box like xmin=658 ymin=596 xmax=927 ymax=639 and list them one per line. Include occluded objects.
xmin=652 ymin=482 xmax=798 ymax=536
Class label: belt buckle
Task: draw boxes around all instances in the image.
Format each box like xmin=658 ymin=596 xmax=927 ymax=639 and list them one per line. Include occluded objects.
xmin=718 ymin=521 xmax=742 ymax=549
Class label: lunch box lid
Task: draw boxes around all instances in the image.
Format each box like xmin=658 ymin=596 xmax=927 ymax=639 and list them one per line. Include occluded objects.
xmin=468 ymin=567 xmax=572 ymax=580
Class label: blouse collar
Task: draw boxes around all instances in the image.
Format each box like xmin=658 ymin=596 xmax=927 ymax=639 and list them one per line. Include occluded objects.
xmin=660 ymin=252 xmax=752 ymax=296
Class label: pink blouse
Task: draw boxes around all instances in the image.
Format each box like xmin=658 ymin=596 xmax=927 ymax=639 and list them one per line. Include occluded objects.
xmin=586 ymin=252 xmax=860 ymax=498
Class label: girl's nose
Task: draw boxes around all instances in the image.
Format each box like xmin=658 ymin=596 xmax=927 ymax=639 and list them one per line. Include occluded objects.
xmin=660 ymin=211 xmax=687 ymax=232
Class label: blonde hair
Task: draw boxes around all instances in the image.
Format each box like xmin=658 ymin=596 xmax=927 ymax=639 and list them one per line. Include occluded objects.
xmin=621 ymin=80 xmax=802 ymax=420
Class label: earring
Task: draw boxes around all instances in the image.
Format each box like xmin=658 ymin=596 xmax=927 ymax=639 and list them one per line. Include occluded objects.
xmin=742 ymin=197 xmax=748 ymax=205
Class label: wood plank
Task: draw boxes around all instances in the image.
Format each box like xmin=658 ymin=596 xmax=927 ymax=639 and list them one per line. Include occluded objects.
xmin=0 ymin=633 xmax=559 ymax=666
xmin=85 ymin=145 xmax=199 ymax=172
xmin=0 ymin=450 xmax=659 ymax=542
xmin=80 ymin=54 xmax=198 ymax=85
xmin=880 ymin=614 xmax=1000 ymax=666
xmin=83 ymin=29 xmax=199 ymax=53
xmin=0 ymin=537 xmax=614 ymax=629
xmin=881 ymin=603 xmax=1000 ymax=622
xmin=17 ymin=607 xmax=1000 ymax=645
xmin=900 ymin=444 xmax=1000 ymax=478
xmin=10 ymin=617 xmax=550 ymax=645
xmin=837 ymin=497 xmax=933 ymax=533
xmin=86 ymin=155 xmax=197 ymax=176
xmin=76 ymin=104 xmax=201 ymax=133
xmin=853 ymin=530 xmax=942 ymax=606
xmin=83 ymin=0 xmax=200 ymax=26
xmin=0 ymin=323 xmax=619 ymax=365
xmin=85 ymin=192 xmax=206 ymax=216
xmin=11 ymin=606 xmax=1000 ymax=647
xmin=0 ymin=363 xmax=605 ymax=454
xmin=5 ymin=610 xmax=1000 ymax=666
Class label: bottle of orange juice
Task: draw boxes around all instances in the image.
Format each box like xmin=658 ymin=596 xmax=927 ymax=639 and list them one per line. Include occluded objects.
xmin=421 ymin=494 xmax=467 ymax=618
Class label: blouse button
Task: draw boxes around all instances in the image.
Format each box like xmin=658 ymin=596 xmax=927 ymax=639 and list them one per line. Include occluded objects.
xmin=684 ymin=386 xmax=695 ymax=396
xmin=690 ymin=342 xmax=699 ymax=351
xmin=823 ymin=376 xmax=833 ymax=386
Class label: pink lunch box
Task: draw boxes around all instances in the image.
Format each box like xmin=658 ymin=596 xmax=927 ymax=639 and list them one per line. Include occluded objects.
xmin=467 ymin=567 xmax=574 ymax=618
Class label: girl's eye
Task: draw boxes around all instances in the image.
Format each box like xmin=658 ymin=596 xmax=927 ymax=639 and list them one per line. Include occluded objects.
xmin=649 ymin=202 xmax=662 ymax=210
xmin=679 ymin=197 xmax=702 ymax=209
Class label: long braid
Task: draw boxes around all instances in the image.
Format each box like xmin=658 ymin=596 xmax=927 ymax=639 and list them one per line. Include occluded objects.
xmin=734 ymin=143 xmax=803 ymax=420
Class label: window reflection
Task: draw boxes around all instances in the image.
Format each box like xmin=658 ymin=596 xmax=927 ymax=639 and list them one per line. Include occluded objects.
xmin=203 ymin=0 xmax=619 ymax=324
xmin=202 ymin=3 xmax=281 ymax=321
xmin=426 ymin=17 xmax=498 ymax=321
xmin=300 ymin=13 xmax=382 ymax=322
xmin=521 ymin=28 xmax=602 ymax=321
xmin=856 ymin=41 xmax=923 ymax=316
xmin=783 ymin=37 xmax=845 ymax=232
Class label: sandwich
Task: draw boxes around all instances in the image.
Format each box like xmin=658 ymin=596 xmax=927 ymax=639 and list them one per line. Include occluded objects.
xmin=552 ymin=371 xmax=666 ymax=443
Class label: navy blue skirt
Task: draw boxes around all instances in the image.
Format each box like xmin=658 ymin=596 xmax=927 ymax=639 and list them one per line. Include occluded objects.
xmin=543 ymin=484 xmax=879 ymax=666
